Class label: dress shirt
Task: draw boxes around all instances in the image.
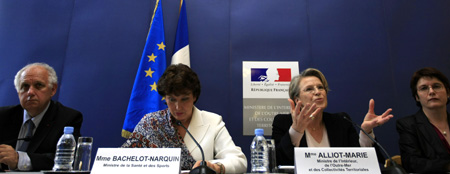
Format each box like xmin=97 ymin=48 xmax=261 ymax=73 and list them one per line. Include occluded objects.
xmin=15 ymin=103 xmax=49 ymax=171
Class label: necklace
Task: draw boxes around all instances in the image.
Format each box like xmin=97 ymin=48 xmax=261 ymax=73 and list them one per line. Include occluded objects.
xmin=310 ymin=123 xmax=323 ymax=131
xmin=429 ymin=118 xmax=448 ymax=137
xmin=435 ymin=127 xmax=448 ymax=136
xmin=436 ymin=126 xmax=448 ymax=136
xmin=436 ymin=127 xmax=448 ymax=136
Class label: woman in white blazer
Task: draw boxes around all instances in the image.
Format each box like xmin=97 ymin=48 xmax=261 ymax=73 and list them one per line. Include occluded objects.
xmin=122 ymin=64 xmax=247 ymax=173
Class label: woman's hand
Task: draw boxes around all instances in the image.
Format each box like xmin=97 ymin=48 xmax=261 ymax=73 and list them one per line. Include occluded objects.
xmin=288 ymin=99 xmax=322 ymax=134
xmin=192 ymin=161 xmax=223 ymax=174
xmin=361 ymin=99 xmax=393 ymax=133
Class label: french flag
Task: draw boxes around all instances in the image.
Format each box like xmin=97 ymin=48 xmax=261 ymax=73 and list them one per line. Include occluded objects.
xmin=171 ymin=0 xmax=190 ymax=66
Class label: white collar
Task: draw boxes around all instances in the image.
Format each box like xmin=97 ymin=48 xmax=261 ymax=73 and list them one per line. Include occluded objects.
xmin=22 ymin=101 xmax=51 ymax=127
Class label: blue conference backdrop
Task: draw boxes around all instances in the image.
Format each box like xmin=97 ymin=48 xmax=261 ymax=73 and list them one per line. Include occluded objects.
xmin=1 ymin=0 xmax=450 ymax=171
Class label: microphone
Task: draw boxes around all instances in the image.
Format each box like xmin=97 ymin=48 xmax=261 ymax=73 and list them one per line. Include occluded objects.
xmin=17 ymin=136 xmax=32 ymax=141
xmin=175 ymin=120 xmax=216 ymax=174
xmin=342 ymin=115 xmax=407 ymax=174
xmin=0 ymin=136 xmax=32 ymax=145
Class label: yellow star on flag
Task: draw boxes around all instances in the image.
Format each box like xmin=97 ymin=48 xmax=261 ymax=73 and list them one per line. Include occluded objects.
xmin=157 ymin=42 xmax=166 ymax=50
xmin=148 ymin=53 xmax=156 ymax=62
xmin=150 ymin=82 xmax=157 ymax=91
xmin=145 ymin=68 xmax=155 ymax=77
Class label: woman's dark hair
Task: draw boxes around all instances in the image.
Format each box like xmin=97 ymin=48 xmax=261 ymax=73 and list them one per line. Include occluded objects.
xmin=410 ymin=67 xmax=450 ymax=107
xmin=157 ymin=64 xmax=201 ymax=103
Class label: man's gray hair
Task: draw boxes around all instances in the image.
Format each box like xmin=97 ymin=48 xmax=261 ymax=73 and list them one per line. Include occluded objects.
xmin=14 ymin=62 xmax=58 ymax=92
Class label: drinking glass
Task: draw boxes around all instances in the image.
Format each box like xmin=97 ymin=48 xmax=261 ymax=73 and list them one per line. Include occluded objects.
xmin=266 ymin=139 xmax=278 ymax=173
xmin=73 ymin=137 xmax=93 ymax=171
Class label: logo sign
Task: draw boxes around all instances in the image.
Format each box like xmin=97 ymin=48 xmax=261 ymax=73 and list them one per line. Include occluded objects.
xmin=243 ymin=61 xmax=299 ymax=99
xmin=91 ymin=148 xmax=181 ymax=174
xmin=242 ymin=61 xmax=299 ymax=135
xmin=295 ymin=147 xmax=381 ymax=174
xmin=250 ymin=68 xmax=292 ymax=82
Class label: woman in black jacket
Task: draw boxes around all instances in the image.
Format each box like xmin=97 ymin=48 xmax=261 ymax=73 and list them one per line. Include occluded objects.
xmin=397 ymin=67 xmax=450 ymax=173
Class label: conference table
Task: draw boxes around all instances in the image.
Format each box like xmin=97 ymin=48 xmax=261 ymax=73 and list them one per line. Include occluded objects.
xmin=2 ymin=165 xmax=295 ymax=174
xmin=3 ymin=170 xmax=449 ymax=174
xmin=3 ymin=172 xmax=292 ymax=174
xmin=4 ymin=172 xmax=89 ymax=174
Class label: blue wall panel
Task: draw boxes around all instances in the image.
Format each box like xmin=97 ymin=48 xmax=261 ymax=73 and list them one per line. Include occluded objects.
xmin=1 ymin=0 xmax=450 ymax=171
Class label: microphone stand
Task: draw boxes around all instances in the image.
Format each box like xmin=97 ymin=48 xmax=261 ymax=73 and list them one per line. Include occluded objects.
xmin=17 ymin=136 xmax=32 ymax=141
xmin=1 ymin=136 xmax=32 ymax=145
xmin=343 ymin=116 xmax=406 ymax=174
xmin=176 ymin=120 xmax=216 ymax=174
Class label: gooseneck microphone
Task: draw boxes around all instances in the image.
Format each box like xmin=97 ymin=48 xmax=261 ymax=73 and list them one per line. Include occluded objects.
xmin=342 ymin=116 xmax=406 ymax=174
xmin=0 ymin=136 xmax=32 ymax=145
xmin=175 ymin=120 xmax=216 ymax=174
xmin=17 ymin=136 xmax=32 ymax=141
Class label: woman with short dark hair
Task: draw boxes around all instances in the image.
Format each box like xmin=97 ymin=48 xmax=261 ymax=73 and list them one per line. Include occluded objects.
xmin=397 ymin=67 xmax=450 ymax=173
xmin=122 ymin=64 xmax=247 ymax=174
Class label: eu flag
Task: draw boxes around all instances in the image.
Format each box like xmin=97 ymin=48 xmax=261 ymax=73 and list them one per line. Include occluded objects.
xmin=122 ymin=0 xmax=167 ymax=138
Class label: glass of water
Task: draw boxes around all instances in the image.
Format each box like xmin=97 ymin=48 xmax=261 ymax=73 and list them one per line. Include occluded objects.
xmin=266 ymin=139 xmax=278 ymax=173
xmin=73 ymin=137 xmax=93 ymax=171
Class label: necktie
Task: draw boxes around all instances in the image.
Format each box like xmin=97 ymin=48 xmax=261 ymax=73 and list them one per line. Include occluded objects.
xmin=18 ymin=119 xmax=35 ymax=151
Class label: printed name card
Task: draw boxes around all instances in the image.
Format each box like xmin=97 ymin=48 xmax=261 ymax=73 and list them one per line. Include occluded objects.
xmin=91 ymin=148 xmax=181 ymax=174
xmin=294 ymin=147 xmax=381 ymax=174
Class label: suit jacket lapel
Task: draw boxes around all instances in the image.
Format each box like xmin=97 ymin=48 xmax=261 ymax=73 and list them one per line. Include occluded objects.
xmin=184 ymin=106 xmax=209 ymax=152
xmin=323 ymin=113 xmax=340 ymax=147
xmin=323 ymin=112 xmax=357 ymax=147
xmin=28 ymin=101 xmax=56 ymax=152
xmin=2 ymin=106 xmax=24 ymax=147
xmin=415 ymin=110 xmax=447 ymax=154
xmin=300 ymin=113 xmax=338 ymax=147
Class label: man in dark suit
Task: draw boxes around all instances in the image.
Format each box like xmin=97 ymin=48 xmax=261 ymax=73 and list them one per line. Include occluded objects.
xmin=0 ymin=63 xmax=83 ymax=171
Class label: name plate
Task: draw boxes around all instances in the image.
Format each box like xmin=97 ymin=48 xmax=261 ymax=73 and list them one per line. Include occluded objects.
xmin=91 ymin=148 xmax=181 ymax=174
xmin=294 ymin=147 xmax=380 ymax=174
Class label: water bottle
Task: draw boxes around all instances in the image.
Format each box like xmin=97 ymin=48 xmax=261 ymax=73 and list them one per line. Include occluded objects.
xmin=250 ymin=128 xmax=269 ymax=173
xmin=53 ymin=126 xmax=76 ymax=171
